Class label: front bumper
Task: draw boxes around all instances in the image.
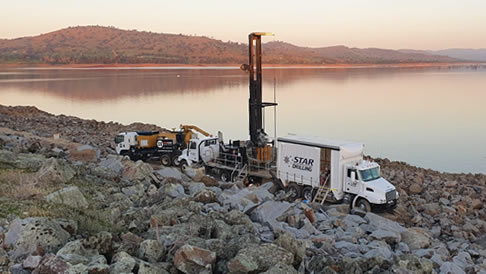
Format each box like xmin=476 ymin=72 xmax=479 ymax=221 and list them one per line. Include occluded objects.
xmin=373 ymin=199 xmax=397 ymax=212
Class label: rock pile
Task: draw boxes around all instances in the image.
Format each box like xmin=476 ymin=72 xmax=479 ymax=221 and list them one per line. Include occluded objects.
xmin=0 ymin=105 xmax=484 ymax=273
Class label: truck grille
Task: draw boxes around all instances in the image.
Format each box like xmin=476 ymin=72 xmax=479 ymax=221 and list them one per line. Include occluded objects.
xmin=386 ymin=190 xmax=397 ymax=201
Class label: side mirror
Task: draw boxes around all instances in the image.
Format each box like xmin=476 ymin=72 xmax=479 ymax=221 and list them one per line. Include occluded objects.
xmin=351 ymin=171 xmax=356 ymax=182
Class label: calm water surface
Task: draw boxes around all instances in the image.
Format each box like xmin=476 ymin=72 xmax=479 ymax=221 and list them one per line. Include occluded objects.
xmin=1 ymin=66 xmax=485 ymax=174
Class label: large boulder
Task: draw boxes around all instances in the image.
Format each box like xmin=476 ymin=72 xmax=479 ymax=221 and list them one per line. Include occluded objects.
xmin=33 ymin=254 xmax=87 ymax=274
xmin=274 ymin=232 xmax=307 ymax=265
xmin=401 ymin=227 xmax=431 ymax=250
xmin=45 ymin=186 xmax=89 ymax=209
xmin=110 ymin=251 xmax=137 ymax=274
xmin=173 ymin=244 xmax=216 ymax=274
xmin=122 ymin=159 xmax=153 ymax=181
xmin=0 ymin=150 xmax=45 ymax=171
xmin=5 ymin=218 xmax=70 ymax=261
xmin=137 ymin=240 xmax=165 ymax=263
xmin=36 ymin=158 xmax=76 ymax=184
xmin=364 ymin=212 xmax=407 ymax=234
xmin=250 ymin=201 xmax=291 ymax=224
xmin=227 ymin=243 xmax=294 ymax=273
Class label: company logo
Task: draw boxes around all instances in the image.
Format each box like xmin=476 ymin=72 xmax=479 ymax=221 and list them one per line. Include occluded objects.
xmin=284 ymin=155 xmax=314 ymax=172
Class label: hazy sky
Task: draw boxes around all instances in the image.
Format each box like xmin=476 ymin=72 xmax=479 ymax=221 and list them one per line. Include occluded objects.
xmin=1 ymin=0 xmax=485 ymax=50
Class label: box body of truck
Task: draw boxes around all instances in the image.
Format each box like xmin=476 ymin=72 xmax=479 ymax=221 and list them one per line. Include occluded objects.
xmin=276 ymin=135 xmax=364 ymax=200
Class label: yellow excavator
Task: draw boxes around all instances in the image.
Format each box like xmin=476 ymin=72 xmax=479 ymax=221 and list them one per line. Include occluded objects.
xmin=114 ymin=124 xmax=212 ymax=166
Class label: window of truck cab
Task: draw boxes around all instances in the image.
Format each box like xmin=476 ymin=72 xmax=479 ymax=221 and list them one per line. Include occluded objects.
xmin=359 ymin=167 xmax=380 ymax=182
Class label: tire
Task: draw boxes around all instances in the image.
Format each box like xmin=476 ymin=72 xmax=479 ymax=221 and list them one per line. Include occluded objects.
xmin=172 ymin=155 xmax=181 ymax=167
xmin=220 ymin=170 xmax=232 ymax=183
xmin=180 ymin=160 xmax=188 ymax=173
xmin=286 ymin=183 xmax=302 ymax=201
xmin=302 ymin=186 xmax=314 ymax=201
xmin=356 ymin=199 xmax=372 ymax=212
xmin=161 ymin=154 xmax=171 ymax=166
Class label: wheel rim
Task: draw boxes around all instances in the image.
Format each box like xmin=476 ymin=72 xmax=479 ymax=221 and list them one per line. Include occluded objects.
xmin=162 ymin=157 xmax=170 ymax=165
xmin=221 ymin=173 xmax=228 ymax=182
xmin=303 ymin=189 xmax=312 ymax=201
xmin=181 ymin=161 xmax=188 ymax=171
xmin=288 ymin=187 xmax=297 ymax=199
xmin=173 ymin=158 xmax=180 ymax=166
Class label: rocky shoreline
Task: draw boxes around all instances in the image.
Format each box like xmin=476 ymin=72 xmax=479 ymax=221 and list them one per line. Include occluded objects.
xmin=0 ymin=104 xmax=485 ymax=274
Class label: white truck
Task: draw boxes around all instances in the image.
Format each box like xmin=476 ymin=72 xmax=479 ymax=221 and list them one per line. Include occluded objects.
xmin=276 ymin=135 xmax=398 ymax=211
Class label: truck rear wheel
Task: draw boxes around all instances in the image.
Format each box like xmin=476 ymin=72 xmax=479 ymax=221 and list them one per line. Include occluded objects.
xmin=302 ymin=186 xmax=314 ymax=201
xmin=161 ymin=155 xmax=171 ymax=166
xmin=220 ymin=170 xmax=232 ymax=182
xmin=356 ymin=199 xmax=371 ymax=212
xmin=172 ymin=155 xmax=181 ymax=167
xmin=286 ymin=183 xmax=302 ymax=200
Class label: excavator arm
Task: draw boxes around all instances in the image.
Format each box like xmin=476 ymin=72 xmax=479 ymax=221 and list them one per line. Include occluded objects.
xmin=180 ymin=124 xmax=212 ymax=145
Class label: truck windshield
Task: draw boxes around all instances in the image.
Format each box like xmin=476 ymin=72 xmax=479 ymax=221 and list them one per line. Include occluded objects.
xmin=114 ymin=135 xmax=124 ymax=144
xmin=359 ymin=167 xmax=380 ymax=182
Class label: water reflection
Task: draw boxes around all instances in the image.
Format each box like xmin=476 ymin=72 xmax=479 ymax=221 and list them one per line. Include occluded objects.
xmin=0 ymin=66 xmax=485 ymax=174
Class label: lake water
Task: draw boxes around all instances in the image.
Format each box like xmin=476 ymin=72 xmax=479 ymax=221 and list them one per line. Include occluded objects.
xmin=1 ymin=65 xmax=485 ymax=174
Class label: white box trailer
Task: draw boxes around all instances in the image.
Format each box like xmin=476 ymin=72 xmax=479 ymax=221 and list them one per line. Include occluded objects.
xmin=276 ymin=135 xmax=398 ymax=211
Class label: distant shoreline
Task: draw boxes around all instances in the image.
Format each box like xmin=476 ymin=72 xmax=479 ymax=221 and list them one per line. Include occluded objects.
xmin=0 ymin=62 xmax=484 ymax=69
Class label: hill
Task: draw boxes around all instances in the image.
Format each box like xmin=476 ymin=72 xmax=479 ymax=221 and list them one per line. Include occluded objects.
xmin=0 ymin=26 xmax=461 ymax=64
xmin=400 ymin=48 xmax=486 ymax=62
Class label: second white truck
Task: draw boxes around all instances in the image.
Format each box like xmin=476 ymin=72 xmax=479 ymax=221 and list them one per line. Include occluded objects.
xmin=276 ymin=135 xmax=398 ymax=211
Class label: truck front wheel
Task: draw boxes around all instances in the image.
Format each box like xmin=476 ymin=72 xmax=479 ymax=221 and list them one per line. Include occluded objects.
xmin=286 ymin=183 xmax=302 ymax=201
xmin=161 ymin=155 xmax=171 ymax=166
xmin=356 ymin=199 xmax=371 ymax=212
xmin=180 ymin=160 xmax=188 ymax=172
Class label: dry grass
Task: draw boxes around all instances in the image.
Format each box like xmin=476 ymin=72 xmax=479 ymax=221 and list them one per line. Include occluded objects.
xmin=0 ymin=169 xmax=47 ymax=200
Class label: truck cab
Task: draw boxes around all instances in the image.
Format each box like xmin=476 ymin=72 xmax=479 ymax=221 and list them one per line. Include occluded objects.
xmin=114 ymin=132 xmax=138 ymax=155
xmin=344 ymin=160 xmax=398 ymax=211
xmin=178 ymin=137 xmax=220 ymax=170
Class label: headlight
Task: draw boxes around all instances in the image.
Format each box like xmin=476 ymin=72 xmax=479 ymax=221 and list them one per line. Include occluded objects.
xmin=157 ymin=140 xmax=164 ymax=148
xmin=396 ymin=191 xmax=399 ymax=199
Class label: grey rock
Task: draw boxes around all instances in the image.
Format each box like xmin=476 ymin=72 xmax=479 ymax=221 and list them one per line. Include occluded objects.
xmin=364 ymin=212 xmax=407 ymax=234
xmin=56 ymin=240 xmax=91 ymax=265
xmin=188 ymin=183 xmax=206 ymax=196
xmin=110 ymin=251 xmax=136 ymax=274
xmin=452 ymin=251 xmax=472 ymax=269
xmin=262 ymin=263 xmax=298 ymax=274
xmin=274 ymin=232 xmax=306 ymax=265
xmin=227 ymin=243 xmax=294 ymax=273
xmin=122 ymin=159 xmax=154 ymax=181
xmin=370 ymin=229 xmax=401 ymax=244
xmin=138 ymin=261 xmax=170 ymax=274
xmin=401 ymin=228 xmax=431 ymax=250
xmin=137 ymin=240 xmax=165 ymax=263
xmin=173 ymin=244 xmax=216 ymax=274
xmin=46 ymin=186 xmax=89 ymax=209
xmin=98 ymin=156 xmax=124 ymax=175
xmin=363 ymin=247 xmax=393 ymax=260
xmin=6 ymin=217 xmax=70 ymax=262
xmin=156 ymin=167 xmax=185 ymax=181
xmin=342 ymin=214 xmax=366 ymax=230
xmin=22 ymin=255 xmax=42 ymax=269
xmin=335 ymin=241 xmax=361 ymax=254
xmin=36 ymin=157 xmax=76 ymax=184
xmin=122 ymin=183 xmax=146 ymax=201
xmin=162 ymin=183 xmax=186 ymax=198
xmin=440 ymin=262 xmax=466 ymax=274
xmin=250 ymin=201 xmax=291 ymax=224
